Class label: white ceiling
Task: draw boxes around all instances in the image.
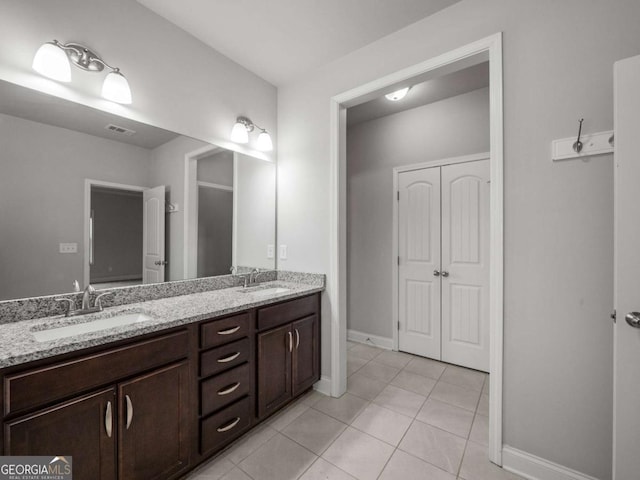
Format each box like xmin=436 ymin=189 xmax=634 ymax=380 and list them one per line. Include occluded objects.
xmin=136 ymin=0 xmax=461 ymax=86
xmin=347 ymin=62 xmax=489 ymax=126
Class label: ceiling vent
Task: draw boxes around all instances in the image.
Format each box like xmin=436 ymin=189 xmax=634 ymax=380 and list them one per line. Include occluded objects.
xmin=105 ymin=124 xmax=136 ymax=136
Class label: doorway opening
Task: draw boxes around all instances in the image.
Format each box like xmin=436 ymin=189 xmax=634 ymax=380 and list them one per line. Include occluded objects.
xmin=330 ymin=33 xmax=503 ymax=464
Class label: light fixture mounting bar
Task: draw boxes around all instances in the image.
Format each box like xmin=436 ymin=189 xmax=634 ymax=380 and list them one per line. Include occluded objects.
xmin=54 ymin=40 xmax=118 ymax=73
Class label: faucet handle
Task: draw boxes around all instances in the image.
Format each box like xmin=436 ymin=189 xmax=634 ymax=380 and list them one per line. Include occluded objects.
xmin=230 ymin=266 xmax=237 ymax=275
xmin=94 ymin=292 xmax=114 ymax=310
xmin=55 ymin=298 xmax=76 ymax=317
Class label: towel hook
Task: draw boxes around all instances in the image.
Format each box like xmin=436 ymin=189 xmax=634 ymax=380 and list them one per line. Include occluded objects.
xmin=573 ymin=118 xmax=584 ymax=153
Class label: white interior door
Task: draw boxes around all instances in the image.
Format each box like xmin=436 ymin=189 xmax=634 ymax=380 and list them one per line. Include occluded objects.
xmin=143 ymin=185 xmax=166 ymax=284
xmin=441 ymin=160 xmax=490 ymax=372
xmin=398 ymin=168 xmax=441 ymax=358
xmin=613 ymin=54 xmax=640 ymax=480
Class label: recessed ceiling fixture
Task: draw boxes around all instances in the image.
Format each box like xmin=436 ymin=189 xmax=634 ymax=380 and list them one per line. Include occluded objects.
xmin=385 ymin=87 xmax=411 ymax=101
xmin=32 ymin=40 xmax=132 ymax=104
xmin=230 ymin=116 xmax=273 ymax=151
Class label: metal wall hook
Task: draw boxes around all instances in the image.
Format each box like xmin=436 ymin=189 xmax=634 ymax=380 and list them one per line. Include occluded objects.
xmin=573 ymin=118 xmax=584 ymax=153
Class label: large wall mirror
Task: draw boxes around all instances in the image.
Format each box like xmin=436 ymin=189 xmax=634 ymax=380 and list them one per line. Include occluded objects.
xmin=0 ymin=80 xmax=276 ymax=301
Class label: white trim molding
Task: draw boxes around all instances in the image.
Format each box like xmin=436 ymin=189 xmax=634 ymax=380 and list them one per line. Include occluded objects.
xmin=329 ymin=32 xmax=504 ymax=465
xmin=313 ymin=375 xmax=332 ymax=396
xmin=347 ymin=329 xmax=393 ymax=350
xmin=502 ymin=446 xmax=601 ymax=480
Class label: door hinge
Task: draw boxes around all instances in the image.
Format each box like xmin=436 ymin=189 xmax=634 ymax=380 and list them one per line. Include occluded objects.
xmin=611 ymin=309 xmax=616 ymax=323
xmin=398 ymin=321 xmax=401 ymax=330
xmin=397 ymin=191 xmax=400 ymax=201
xmin=397 ymin=256 xmax=400 ymax=266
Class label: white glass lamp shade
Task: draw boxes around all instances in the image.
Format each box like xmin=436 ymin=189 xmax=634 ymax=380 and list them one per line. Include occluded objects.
xmin=385 ymin=87 xmax=410 ymax=101
xmin=256 ymin=131 xmax=273 ymax=151
xmin=230 ymin=121 xmax=249 ymax=144
xmin=32 ymin=42 xmax=71 ymax=82
xmin=102 ymin=71 xmax=132 ymax=104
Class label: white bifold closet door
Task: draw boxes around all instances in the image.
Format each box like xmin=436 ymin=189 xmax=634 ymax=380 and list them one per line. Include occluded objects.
xmin=398 ymin=160 xmax=489 ymax=372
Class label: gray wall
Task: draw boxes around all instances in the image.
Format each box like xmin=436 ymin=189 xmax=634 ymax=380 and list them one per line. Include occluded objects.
xmin=276 ymin=1 xmax=640 ymax=477
xmin=198 ymin=150 xmax=234 ymax=185
xmin=347 ymin=88 xmax=489 ymax=339
xmin=0 ymin=113 xmax=152 ymax=300
xmin=90 ymin=189 xmax=143 ymax=282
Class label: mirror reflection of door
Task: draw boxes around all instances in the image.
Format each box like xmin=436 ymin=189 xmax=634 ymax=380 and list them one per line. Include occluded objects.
xmin=196 ymin=150 xmax=234 ymax=277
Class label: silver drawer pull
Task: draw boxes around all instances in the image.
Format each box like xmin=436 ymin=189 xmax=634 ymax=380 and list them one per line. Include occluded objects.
xmin=125 ymin=394 xmax=134 ymax=429
xmin=105 ymin=401 xmax=113 ymax=438
xmin=217 ymin=352 xmax=240 ymax=363
xmin=217 ymin=417 xmax=241 ymax=432
xmin=218 ymin=382 xmax=241 ymax=396
xmin=218 ymin=326 xmax=240 ymax=335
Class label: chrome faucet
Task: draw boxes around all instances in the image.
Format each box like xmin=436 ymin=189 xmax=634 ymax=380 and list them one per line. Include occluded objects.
xmin=81 ymin=285 xmax=95 ymax=310
xmin=55 ymin=284 xmax=113 ymax=317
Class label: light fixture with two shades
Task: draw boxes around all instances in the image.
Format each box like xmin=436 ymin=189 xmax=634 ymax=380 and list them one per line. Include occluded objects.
xmin=230 ymin=116 xmax=273 ymax=152
xmin=32 ymin=40 xmax=132 ymax=104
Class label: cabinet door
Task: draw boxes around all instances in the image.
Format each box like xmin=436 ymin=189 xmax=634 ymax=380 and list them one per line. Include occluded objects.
xmin=257 ymin=324 xmax=292 ymax=418
xmin=5 ymin=388 xmax=116 ymax=480
xmin=292 ymin=315 xmax=319 ymax=396
xmin=118 ymin=361 xmax=189 ymax=480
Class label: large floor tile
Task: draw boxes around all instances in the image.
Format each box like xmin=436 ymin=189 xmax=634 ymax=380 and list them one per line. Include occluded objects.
xmin=299 ymin=389 xmax=327 ymax=407
xmin=351 ymin=403 xmax=412 ymax=446
xmin=299 ymin=458 xmax=356 ymax=480
xmin=430 ymin=381 xmax=481 ymax=412
xmin=347 ymin=372 xmax=387 ymax=401
xmin=482 ymin=376 xmax=490 ymax=395
xmin=349 ymin=343 xmax=384 ymax=361
xmin=477 ymin=394 xmax=489 ymax=416
xmin=347 ymin=356 xmax=368 ymax=376
xmin=398 ymin=420 xmax=466 ymax=474
xmin=224 ymin=424 xmax=278 ymax=464
xmin=375 ymin=350 xmax=413 ymax=369
xmin=219 ymin=469 xmax=252 ymax=480
xmin=403 ymin=357 xmax=446 ymax=380
xmin=390 ymin=370 xmax=437 ymax=397
xmin=357 ymin=361 xmax=400 ymax=383
xmin=189 ymin=455 xmax=235 ymax=479
xmin=469 ymin=414 xmax=489 ymax=446
xmin=282 ymin=408 xmax=347 ymax=454
xmin=378 ymin=449 xmax=455 ymax=480
xmin=440 ymin=365 xmax=485 ymax=392
xmin=373 ymin=384 xmax=426 ymax=418
xmin=416 ymin=398 xmax=474 ymax=438
xmin=266 ymin=401 xmax=309 ymax=431
xmin=322 ymin=427 xmax=394 ymax=480
xmin=459 ymin=441 xmax=524 ymax=480
xmin=313 ymin=392 xmax=368 ymax=424
xmin=239 ymin=433 xmax=317 ymax=480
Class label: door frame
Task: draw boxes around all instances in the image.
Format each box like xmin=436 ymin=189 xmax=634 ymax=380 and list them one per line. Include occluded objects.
xmin=329 ymin=33 xmax=504 ymax=464
xmin=392 ymin=152 xmax=490 ymax=351
xmin=83 ymin=179 xmax=147 ymax=288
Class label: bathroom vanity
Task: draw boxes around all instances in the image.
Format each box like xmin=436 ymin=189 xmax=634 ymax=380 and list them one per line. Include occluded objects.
xmin=0 ymin=282 xmax=322 ymax=480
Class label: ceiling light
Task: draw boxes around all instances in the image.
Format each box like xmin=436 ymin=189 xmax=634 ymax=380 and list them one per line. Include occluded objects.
xmin=385 ymin=87 xmax=410 ymax=101
xmin=33 ymin=39 xmax=132 ymax=104
xmin=230 ymin=116 xmax=273 ymax=151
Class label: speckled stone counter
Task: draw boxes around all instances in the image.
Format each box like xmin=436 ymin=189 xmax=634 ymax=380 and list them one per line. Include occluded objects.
xmin=0 ymin=279 xmax=323 ymax=369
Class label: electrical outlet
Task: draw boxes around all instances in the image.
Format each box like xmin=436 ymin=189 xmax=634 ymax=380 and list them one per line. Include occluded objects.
xmin=279 ymin=244 xmax=288 ymax=260
xmin=267 ymin=244 xmax=275 ymax=259
xmin=59 ymin=243 xmax=78 ymax=254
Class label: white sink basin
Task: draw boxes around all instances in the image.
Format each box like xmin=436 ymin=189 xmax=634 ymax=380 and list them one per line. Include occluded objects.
xmin=32 ymin=312 xmax=154 ymax=343
xmin=241 ymin=286 xmax=291 ymax=298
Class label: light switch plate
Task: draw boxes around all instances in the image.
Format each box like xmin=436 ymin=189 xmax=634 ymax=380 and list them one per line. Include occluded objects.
xmin=279 ymin=245 xmax=288 ymax=260
xmin=267 ymin=245 xmax=275 ymax=259
xmin=59 ymin=243 xmax=78 ymax=254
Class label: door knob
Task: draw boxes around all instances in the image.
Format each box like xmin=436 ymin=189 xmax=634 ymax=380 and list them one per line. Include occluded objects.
xmin=625 ymin=312 xmax=640 ymax=328
xmin=433 ymin=270 xmax=441 ymax=277
xmin=441 ymin=271 xmax=450 ymax=277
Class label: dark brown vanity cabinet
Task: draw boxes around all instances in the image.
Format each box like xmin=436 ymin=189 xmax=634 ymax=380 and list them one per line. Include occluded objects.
xmin=257 ymin=294 xmax=320 ymax=419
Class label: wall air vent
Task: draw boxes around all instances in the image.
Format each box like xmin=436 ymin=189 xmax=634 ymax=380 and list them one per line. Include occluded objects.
xmin=105 ymin=124 xmax=136 ymax=136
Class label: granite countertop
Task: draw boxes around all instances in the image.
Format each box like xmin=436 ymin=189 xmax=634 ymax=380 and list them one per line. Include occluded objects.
xmin=0 ymin=281 xmax=323 ymax=369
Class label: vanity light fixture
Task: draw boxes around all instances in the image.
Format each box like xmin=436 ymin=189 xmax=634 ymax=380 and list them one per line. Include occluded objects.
xmin=32 ymin=40 xmax=132 ymax=104
xmin=230 ymin=116 xmax=273 ymax=151
xmin=385 ymin=87 xmax=411 ymax=101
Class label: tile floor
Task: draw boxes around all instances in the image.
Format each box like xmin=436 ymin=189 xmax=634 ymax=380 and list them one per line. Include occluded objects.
xmin=186 ymin=342 xmax=523 ymax=480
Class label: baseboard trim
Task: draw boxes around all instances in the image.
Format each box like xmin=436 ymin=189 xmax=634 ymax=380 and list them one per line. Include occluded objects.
xmin=502 ymin=446 xmax=600 ymax=480
xmin=313 ymin=375 xmax=331 ymax=396
xmin=347 ymin=329 xmax=393 ymax=350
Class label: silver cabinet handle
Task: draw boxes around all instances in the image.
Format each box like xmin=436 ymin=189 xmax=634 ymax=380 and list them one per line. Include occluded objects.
xmin=288 ymin=331 xmax=293 ymax=352
xmin=218 ymin=382 xmax=241 ymax=396
xmin=295 ymin=329 xmax=300 ymax=349
xmin=218 ymin=326 xmax=240 ymax=335
xmin=125 ymin=395 xmax=133 ymax=430
xmin=217 ymin=352 xmax=240 ymax=363
xmin=441 ymin=271 xmax=450 ymax=277
xmin=625 ymin=312 xmax=640 ymax=328
xmin=433 ymin=270 xmax=441 ymax=276
xmin=105 ymin=401 xmax=113 ymax=438
xmin=217 ymin=417 xmax=240 ymax=433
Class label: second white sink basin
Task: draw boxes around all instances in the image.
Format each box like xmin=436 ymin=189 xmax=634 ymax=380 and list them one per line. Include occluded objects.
xmin=32 ymin=312 xmax=154 ymax=343
xmin=240 ymin=285 xmax=291 ymax=298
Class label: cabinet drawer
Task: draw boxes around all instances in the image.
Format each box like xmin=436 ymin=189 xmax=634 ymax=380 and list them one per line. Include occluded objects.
xmin=200 ymin=396 xmax=251 ymax=454
xmin=201 ymin=363 xmax=251 ymax=416
xmin=4 ymin=330 xmax=188 ymax=416
xmin=201 ymin=312 xmax=251 ymax=349
xmin=200 ymin=338 xmax=250 ymax=378
xmin=257 ymin=294 xmax=318 ymax=331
